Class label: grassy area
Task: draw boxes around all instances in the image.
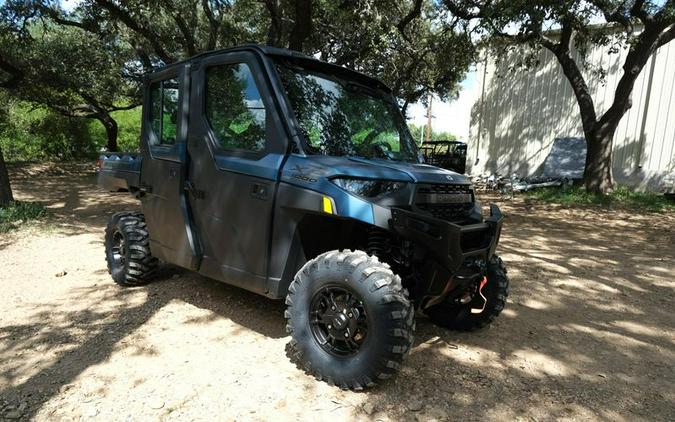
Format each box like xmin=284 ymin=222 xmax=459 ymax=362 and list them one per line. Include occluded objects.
xmin=0 ymin=201 xmax=47 ymax=233
xmin=524 ymin=186 xmax=675 ymax=213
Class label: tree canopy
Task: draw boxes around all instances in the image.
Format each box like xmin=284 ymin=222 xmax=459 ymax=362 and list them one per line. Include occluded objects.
xmin=0 ymin=0 xmax=475 ymax=127
xmin=0 ymin=0 xmax=475 ymax=205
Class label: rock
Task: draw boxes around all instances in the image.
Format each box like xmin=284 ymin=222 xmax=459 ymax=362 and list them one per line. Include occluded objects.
xmin=407 ymin=400 xmax=424 ymax=412
xmin=172 ymin=274 xmax=180 ymax=279
xmin=4 ymin=410 xmax=23 ymax=419
xmin=363 ymin=402 xmax=377 ymax=415
xmin=18 ymin=402 xmax=27 ymax=412
xmin=55 ymin=270 xmax=67 ymax=277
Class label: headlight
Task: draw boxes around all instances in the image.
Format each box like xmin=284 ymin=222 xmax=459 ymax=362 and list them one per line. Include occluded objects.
xmin=331 ymin=178 xmax=407 ymax=198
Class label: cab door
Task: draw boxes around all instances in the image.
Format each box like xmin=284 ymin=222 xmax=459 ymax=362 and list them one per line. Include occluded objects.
xmin=186 ymin=52 xmax=288 ymax=294
xmin=139 ymin=65 xmax=200 ymax=270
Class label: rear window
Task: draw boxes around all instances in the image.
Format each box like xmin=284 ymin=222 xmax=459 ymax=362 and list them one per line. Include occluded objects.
xmin=149 ymin=78 xmax=180 ymax=145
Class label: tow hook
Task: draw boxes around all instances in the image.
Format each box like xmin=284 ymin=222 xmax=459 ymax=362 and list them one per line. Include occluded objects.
xmin=470 ymin=277 xmax=488 ymax=314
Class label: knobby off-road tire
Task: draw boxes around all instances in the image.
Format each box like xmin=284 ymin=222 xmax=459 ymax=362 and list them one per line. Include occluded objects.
xmin=105 ymin=211 xmax=158 ymax=286
xmin=426 ymin=256 xmax=509 ymax=331
xmin=285 ymin=250 xmax=415 ymax=390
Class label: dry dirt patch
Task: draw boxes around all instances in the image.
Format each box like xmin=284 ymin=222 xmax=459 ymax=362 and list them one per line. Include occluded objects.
xmin=1 ymin=163 xmax=674 ymax=421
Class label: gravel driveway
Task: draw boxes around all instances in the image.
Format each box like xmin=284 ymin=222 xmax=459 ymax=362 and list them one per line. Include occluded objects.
xmin=1 ymin=163 xmax=674 ymax=421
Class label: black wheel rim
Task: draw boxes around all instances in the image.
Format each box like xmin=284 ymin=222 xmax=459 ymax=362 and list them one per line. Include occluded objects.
xmin=309 ymin=286 xmax=368 ymax=357
xmin=111 ymin=230 xmax=126 ymax=267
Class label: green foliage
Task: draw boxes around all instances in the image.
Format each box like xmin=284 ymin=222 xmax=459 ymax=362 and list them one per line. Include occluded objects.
xmin=0 ymin=0 xmax=474 ymax=159
xmin=524 ymin=186 xmax=675 ymax=213
xmin=408 ymin=124 xmax=457 ymax=144
xmin=0 ymin=201 xmax=46 ymax=232
xmin=0 ymin=96 xmax=141 ymax=160
xmin=0 ymin=98 xmax=94 ymax=160
xmin=86 ymin=108 xmax=142 ymax=153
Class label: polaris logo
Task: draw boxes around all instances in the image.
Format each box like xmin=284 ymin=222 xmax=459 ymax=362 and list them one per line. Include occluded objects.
xmin=445 ymin=175 xmax=454 ymax=181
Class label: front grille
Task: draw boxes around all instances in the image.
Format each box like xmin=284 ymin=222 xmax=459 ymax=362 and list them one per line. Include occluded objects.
xmin=416 ymin=203 xmax=474 ymax=222
xmin=415 ymin=184 xmax=474 ymax=222
xmin=417 ymin=184 xmax=472 ymax=195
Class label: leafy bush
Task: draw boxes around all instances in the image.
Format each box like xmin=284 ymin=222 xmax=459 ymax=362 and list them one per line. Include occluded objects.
xmin=0 ymin=96 xmax=142 ymax=161
xmin=0 ymin=99 xmax=97 ymax=161
xmin=524 ymin=186 xmax=675 ymax=212
xmin=0 ymin=201 xmax=47 ymax=233
xmin=408 ymin=124 xmax=457 ymax=144
xmin=86 ymin=107 xmax=142 ymax=153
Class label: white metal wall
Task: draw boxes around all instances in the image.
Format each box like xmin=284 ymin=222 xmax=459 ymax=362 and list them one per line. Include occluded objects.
xmin=467 ymin=38 xmax=675 ymax=190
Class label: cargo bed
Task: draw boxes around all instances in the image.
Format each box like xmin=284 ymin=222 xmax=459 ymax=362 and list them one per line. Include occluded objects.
xmin=97 ymin=153 xmax=142 ymax=192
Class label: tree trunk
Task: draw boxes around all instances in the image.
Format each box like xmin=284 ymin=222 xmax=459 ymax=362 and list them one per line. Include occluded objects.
xmin=99 ymin=113 xmax=119 ymax=152
xmin=0 ymin=146 xmax=14 ymax=207
xmin=583 ymin=127 xmax=615 ymax=194
xmin=289 ymin=0 xmax=313 ymax=51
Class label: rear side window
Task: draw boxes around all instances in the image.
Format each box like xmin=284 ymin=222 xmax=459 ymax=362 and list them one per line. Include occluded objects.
xmin=149 ymin=78 xmax=180 ymax=145
xmin=205 ymin=63 xmax=266 ymax=152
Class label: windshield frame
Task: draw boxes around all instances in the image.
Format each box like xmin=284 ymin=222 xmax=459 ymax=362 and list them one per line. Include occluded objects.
xmin=271 ymin=58 xmax=420 ymax=163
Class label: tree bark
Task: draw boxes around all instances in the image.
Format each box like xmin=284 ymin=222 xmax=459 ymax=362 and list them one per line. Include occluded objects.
xmin=98 ymin=113 xmax=119 ymax=152
xmin=583 ymin=126 xmax=615 ymax=194
xmin=264 ymin=0 xmax=283 ymax=47
xmin=0 ymin=146 xmax=14 ymax=207
xmin=289 ymin=0 xmax=313 ymax=51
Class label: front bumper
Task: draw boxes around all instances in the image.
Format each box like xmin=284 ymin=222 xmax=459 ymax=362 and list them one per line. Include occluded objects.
xmin=389 ymin=204 xmax=503 ymax=274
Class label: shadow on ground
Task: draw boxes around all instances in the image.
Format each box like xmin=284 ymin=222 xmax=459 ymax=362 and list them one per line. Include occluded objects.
xmin=1 ymin=162 xmax=673 ymax=420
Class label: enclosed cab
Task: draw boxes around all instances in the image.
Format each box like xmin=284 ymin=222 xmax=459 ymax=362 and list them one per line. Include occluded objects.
xmin=98 ymin=45 xmax=509 ymax=389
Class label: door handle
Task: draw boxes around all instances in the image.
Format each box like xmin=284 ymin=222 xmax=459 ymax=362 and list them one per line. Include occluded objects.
xmin=250 ymin=183 xmax=268 ymax=200
xmin=184 ymin=180 xmax=205 ymax=199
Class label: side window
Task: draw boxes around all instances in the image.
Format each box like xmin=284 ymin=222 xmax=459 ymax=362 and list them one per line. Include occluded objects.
xmin=149 ymin=78 xmax=180 ymax=145
xmin=205 ymin=63 xmax=266 ymax=152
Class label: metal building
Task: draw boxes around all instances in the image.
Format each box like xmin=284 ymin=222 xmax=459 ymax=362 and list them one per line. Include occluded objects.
xmin=467 ymin=34 xmax=675 ymax=191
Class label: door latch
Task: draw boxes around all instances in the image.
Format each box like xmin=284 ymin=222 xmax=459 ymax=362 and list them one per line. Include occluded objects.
xmin=184 ymin=180 xmax=205 ymax=200
xmin=250 ymin=183 xmax=268 ymax=200
xmin=139 ymin=184 xmax=153 ymax=195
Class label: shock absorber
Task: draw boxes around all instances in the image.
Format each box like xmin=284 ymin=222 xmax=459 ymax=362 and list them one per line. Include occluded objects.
xmin=367 ymin=227 xmax=391 ymax=258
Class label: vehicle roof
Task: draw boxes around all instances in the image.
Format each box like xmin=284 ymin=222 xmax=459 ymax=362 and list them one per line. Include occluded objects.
xmin=147 ymin=44 xmax=392 ymax=93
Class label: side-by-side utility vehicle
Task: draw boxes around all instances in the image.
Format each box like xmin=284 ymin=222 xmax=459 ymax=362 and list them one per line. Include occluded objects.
xmin=98 ymin=45 xmax=509 ymax=390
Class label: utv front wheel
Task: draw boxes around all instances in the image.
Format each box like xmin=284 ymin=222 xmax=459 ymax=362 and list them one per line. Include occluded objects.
xmin=104 ymin=212 xmax=158 ymax=286
xmin=285 ymin=250 xmax=414 ymax=390
xmin=426 ymin=256 xmax=509 ymax=331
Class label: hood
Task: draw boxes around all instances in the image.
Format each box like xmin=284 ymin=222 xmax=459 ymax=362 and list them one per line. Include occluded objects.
xmin=281 ymin=155 xmax=471 ymax=186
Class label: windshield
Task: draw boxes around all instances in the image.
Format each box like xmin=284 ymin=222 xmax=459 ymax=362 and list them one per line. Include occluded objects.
xmin=275 ymin=62 xmax=419 ymax=163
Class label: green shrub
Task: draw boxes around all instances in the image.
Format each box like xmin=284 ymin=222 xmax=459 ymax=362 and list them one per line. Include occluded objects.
xmin=0 ymin=96 xmax=141 ymax=162
xmin=86 ymin=107 xmax=141 ymax=153
xmin=0 ymin=201 xmax=47 ymax=233
xmin=524 ymin=185 xmax=675 ymax=212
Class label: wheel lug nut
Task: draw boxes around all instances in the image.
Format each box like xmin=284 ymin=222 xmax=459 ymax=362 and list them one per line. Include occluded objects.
xmin=331 ymin=306 xmax=336 ymax=311
xmin=344 ymin=332 xmax=349 ymax=337
xmin=348 ymin=313 xmax=353 ymax=318
xmin=328 ymin=324 xmax=332 ymax=329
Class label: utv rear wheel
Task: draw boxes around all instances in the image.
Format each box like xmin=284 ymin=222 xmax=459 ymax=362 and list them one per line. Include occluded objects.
xmin=285 ymin=250 xmax=414 ymax=390
xmin=426 ymin=256 xmax=509 ymax=331
xmin=105 ymin=212 xmax=158 ymax=286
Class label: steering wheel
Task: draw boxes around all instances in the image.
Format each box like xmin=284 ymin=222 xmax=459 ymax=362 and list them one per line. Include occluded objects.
xmin=371 ymin=141 xmax=393 ymax=158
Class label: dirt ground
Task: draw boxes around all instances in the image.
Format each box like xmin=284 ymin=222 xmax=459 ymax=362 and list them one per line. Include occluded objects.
xmin=1 ymin=163 xmax=674 ymax=422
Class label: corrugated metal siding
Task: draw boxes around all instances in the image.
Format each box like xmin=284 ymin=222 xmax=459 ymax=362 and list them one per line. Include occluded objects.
xmin=468 ymin=37 xmax=675 ymax=190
